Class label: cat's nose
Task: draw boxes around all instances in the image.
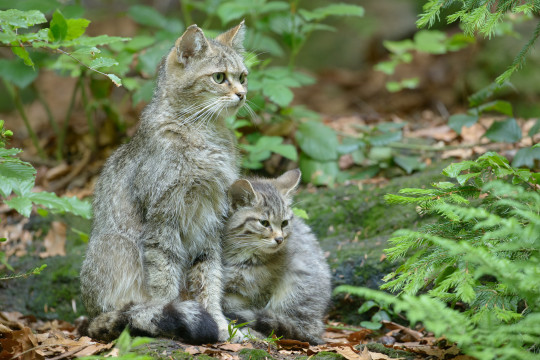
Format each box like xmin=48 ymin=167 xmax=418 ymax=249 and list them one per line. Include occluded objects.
xmin=274 ymin=237 xmax=284 ymax=244
xmin=235 ymin=91 xmax=245 ymax=100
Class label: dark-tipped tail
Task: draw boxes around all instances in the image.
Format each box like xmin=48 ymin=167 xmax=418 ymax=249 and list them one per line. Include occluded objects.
xmin=85 ymin=300 xmax=219 ymax=344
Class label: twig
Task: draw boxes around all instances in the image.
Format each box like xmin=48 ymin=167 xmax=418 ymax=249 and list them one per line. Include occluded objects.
xmin=79 ymin=73 xmax=97 ymax=152
xmin=55 ymin=48 xmax=110 ymax=79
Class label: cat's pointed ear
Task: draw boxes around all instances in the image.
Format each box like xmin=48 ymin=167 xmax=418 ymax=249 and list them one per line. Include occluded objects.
xmin=216 ymin=20 xmax=246 ymax=53
xmin=275 ymin=169 xmax=301 ymax=198
xmin=230 ymin=179 xmax=257 ymax=209
xmin=175 ymin=24 xmax=210 ymax=66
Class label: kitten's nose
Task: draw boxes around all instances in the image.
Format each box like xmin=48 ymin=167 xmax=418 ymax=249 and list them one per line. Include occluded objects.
xmin=274 ymin=237 xmax=284 ymax=245
xmin=235 ymin=91 xmax=245 ymax=100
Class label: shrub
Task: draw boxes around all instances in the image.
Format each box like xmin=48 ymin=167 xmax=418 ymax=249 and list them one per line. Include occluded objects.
xmin=336 ymin=151 xmax=540 ymax=359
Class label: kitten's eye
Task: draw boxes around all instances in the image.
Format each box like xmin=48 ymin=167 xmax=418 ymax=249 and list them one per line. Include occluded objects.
xmin=212 ymin=72 xmax=226 ymax=84
xmin=259 ymin=220 xmax=270 ymax=228
xmin=281 ymin=220 xmax=289 ymax=228
xmin=239 ymin=73 xmax=247 ymax=84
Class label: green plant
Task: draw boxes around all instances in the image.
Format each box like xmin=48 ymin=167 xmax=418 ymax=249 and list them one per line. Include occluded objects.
xmin=356 ymin=300 xmax=395 ymax=330
xmin=375 ymin=30 xmax=473 ymax=92
xmin=0 ymin=124 xmax=92 ymax=279
xmin=0 ymin=6 xmax=130 ymax=160
xmin=81 ymin=328 xmax=154 ymax=360
xmin=419 ymin=0 xmax=540 ymax=84
xmin=448 ymin=83 xmax=540 ymax=167
xmin=227 ymin=319 xmax=252 ymax=342
xmin=335 ymin=152 xmax=540 ymax=359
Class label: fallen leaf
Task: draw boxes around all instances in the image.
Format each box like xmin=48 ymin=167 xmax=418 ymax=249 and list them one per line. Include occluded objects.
xmin=218 ymin=343 xmax=244 ymax=352
xmin=276 ymin=338 xmax=310 ymax=350
xmin=184 ymin=346 xmax=201 ymax=355
xmin=335 ymin=345 xmax=364 ymax=360
xmin=347 ymin=329 xmax=372 ymax=343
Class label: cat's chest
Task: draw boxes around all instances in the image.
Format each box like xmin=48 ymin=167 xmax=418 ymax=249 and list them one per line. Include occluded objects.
xmin=225 ymin=262 xmax=282 ymax=303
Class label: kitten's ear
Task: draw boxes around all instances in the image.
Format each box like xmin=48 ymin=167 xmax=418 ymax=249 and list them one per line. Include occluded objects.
xmin=275 ymin=169 xmax=301 ymax=198
xmin=229 ymin=179 xmax=257 ymax=209
xmin=216 ymin=20 xmax=246 ymax=53
xmin=175 ymin=24 xmax=210 ymax=66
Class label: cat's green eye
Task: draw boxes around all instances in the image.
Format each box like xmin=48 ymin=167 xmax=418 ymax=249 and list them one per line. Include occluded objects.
xmin=281 ymin=220 xmax=289 ymax=227
xmin=239 ymin=73 xmax=247 ymax=84
xmin=212 ymin=72 xmax=226 ymax=84
xmin=259 ymin=220 xmax=270 ymax=228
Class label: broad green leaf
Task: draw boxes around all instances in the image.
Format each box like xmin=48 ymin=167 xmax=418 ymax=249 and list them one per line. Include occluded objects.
xmin=127 ymin=5 xmax=169 ymax=29
xmin=456 ymin=172 xmax=481 ymax=185
xmin=299 ymin=155 xmax=339 ymax=186
xmin=413 ymin=30 xmax=447 ymax=54
xmin=445 ymin=33 xmax=475 ymax=51
xmin=65 ymin=18 xmax=90 ymax=41
xmin=360 ymin=321 xmax=383 ymax=330
xmin=370 ymin=131 xmax=402 ymax=146
xmin=528 ymin=119 xmax=540 ymax=137
xmin=70 ymin=35 xmax=130 ymax=47
xmin=448 ymin=114 xmax=478 ymax=134
xmin=442 ymin=161 xmax=476 ymax=177
xmin=296 ymin=121 xmax=339 ymax=161
xmin=383 ymin=39 xmax=415 ymax=54
xmin=0 ymin=31 xmax=16 ymax=43
xmin=72 ymin=46 xmax=100 ymax=56
xmin=484 ymin=118 xmax=522 ymax=143
xmin=299 ymin=3 xmax=364 ymax=21
xmin=394 ymin=155 xmax=426 ymax=174
xmin=216 ymin=0 xmax=258 ymax=25
xmin=259 ymin=2 xmax=290 ymax=14
xmin=0 ymin=9 xmax=46 ymax=28
xmin=368 ymin=147 xmax=392 ymax=162
xmin=292 ymin=207 xmax=309 ymax=219
xmin=106 ymin=74 xmax=122 ymax=87
xmin=11 ymin=45 xmax=34 ymax=67
xmin=374 ymin=60 xmax=398 ymax=75
xmin=125 ymin=36 xmax=155 ymax=52
xmin=27 ymin=192 xmax=92 ymax=218
xmin=0 ymin=158 xmax=35 ymax=184
xmin=512 ymin=146 xmax=540 ymax=168
xmin=386 ymin=81 xmax=402 ymax=93
xmin=49 ymin=10 xmax=68 ymax=42
xmin=477 ymin=100 xmax=513 ymax=116
xmin=6 ymin=196 xmax=33 ymax=217
xmin=90 ymin=57 xmax=118 ymax=70
xmin=262 ymin=82 xmax=294 ymax=107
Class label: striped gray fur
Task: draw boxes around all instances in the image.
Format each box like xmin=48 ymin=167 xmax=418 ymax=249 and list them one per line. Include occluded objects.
xmin=222 ymin=170 xmax=332 ymax=345
xmin=80 ymin=22 xmax=248 ymax=343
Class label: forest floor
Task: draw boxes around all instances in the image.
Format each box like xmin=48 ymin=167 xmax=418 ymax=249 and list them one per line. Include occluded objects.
xmin=1 ymin=46 xmax=538 ymax=360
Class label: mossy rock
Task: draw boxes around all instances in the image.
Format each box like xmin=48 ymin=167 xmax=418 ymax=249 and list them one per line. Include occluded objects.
xmin=296 ymin=162 xmax=448 ymax=324
xmin=238 ymin=348 xmax=273 ymax=360
xmin=295 ymin=351 xmax=345 ymax=360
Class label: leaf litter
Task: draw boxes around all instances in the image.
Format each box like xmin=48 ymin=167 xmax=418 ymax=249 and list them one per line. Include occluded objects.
xmin=0 ymin=312 xmax=474 ymax=359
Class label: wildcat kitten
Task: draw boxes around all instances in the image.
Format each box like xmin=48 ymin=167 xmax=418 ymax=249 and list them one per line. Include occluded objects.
xmin=222 ymin=169 xmax=332 ymax=345
xmin=80 ymin=22 xmax=248 ymax=344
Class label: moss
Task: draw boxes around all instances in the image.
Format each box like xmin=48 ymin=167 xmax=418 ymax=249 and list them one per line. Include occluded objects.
xmin=296 ymin=162 xmax=450 ymax=325
xmin=310 ymin=351 xmax=345 ymax=360
xmin=238 ymin=348 xmax=273 ymax=360
xmin=359 ymin=343 xmax=415 ymax=359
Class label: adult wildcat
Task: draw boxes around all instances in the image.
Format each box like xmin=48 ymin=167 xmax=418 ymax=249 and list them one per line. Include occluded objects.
xmin=222 ymin=169 xmax=332 ymax=345
xmin=80 ymin=22 xmax=248 ymax=344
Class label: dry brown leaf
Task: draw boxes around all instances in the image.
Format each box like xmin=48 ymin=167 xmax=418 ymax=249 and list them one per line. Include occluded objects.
xmin=382 ymin=321 xmax=423 ymax=341
xmin=276 ymin=338 xmax=310 ymax=350
xmin=335 ymin=345 xmax=364 ymax=360
xmin=73 ymin=342 xmax=114 ymax=357
xmin=184 ymin=346 xmax=201 ymax=355
xmin=40 ymin=221 xmax=67 ymax=258
xmin=441 ymin=148 xmax=473 ymax=160
xmin=347 ymin=329 xmax=372 ymax=343
xmin=218 ymin=343 xmax=245 ymax=352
